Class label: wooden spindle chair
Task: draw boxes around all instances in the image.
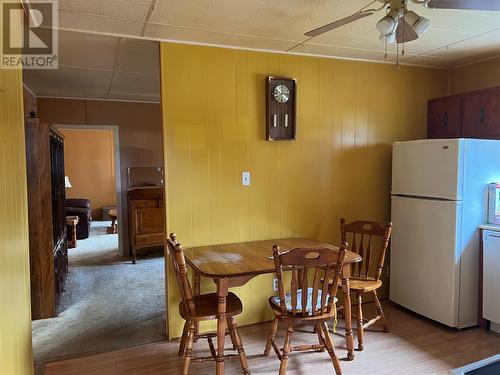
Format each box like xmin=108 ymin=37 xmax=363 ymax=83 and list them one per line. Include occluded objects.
xmin=339 ymin=218 xmax=392 ymax=351
xmin=264 ymin=242 xmax=348 ymax=375
xmin=167 ymin=233 xmax=249 ymax=375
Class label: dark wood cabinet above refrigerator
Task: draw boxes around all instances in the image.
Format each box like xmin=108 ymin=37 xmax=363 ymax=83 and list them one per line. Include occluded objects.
xmin=428 ymin=86 xmax=500 ymax=140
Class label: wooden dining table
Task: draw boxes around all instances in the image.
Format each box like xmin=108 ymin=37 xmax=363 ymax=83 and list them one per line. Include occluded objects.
xmin=184 ymin=238 xmax=362 ymax=374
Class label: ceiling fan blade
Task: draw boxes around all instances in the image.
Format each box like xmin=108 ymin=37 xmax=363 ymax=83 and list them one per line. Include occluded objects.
xmin=395 ymin=19 xmax=418 ymax=44
xmin=425 ymin=0 xmax=500 ymax=11
xmin=304 ymin=10 xmax=374 ymax=37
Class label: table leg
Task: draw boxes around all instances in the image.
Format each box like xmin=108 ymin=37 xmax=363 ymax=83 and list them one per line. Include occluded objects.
xmin=342 ymin=276 xmax=354 ymax=361
xmin=216 ymin=278 xmax=229 ymax=375
xmin=72 ymin=225 xmax=77 ymax=248
xmin=193 ymin=273 xmax=201 ymax=342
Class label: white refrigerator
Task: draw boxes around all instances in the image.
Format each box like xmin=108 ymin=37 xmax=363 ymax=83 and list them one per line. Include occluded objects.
xmin=390 ymin=138 xmax=500 ymax=328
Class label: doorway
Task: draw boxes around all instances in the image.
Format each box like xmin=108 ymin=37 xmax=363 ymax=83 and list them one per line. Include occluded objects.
xmin=57 ymin=125 xmax=124 ymax=255
xmin=31 ymin=124 xmax=166 ymax=369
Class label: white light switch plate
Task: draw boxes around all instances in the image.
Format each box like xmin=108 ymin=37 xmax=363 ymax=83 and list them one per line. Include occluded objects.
xmin=242 ymin=171 xmax=250 ymax=186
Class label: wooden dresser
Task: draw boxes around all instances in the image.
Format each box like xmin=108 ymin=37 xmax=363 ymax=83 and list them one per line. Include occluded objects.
xmin=25 ymin=119 xmax=68 ymax=319
xmin=127 ymin=187 xmax=165 ymax=263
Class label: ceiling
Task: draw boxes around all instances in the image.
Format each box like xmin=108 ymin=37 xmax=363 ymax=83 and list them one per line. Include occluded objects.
xmin=51 ymin=0 xmax=500 ymax=69
xmin=24 ymin=30 xmax=161 ymax=102
xmin=24 ymin=1 xmax=500 ymax=102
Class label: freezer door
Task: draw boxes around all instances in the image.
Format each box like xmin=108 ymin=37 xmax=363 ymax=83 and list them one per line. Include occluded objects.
xmin=390 ymin=195 xmax=462 ymax=327
xmin=392 ymin=139 xmax=464 ymax=200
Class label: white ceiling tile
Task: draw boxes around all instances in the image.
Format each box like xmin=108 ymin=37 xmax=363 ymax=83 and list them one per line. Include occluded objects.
xmin=293 ymin=43 xmax=389 ymax=61
xmin=97 ymin=17 xmax=144 ymax=36
xmin=58 ymin=30 xmax=120 ymax=70
xmin=111 ymin=71 xmax=159 ymax=95
xmin=186 ymin=29 xmax=230 ymax=45
xmin=424 ymin=30 xmax=500 ymax=60
xmin=99 ymin=0 xmax=151 ymax=22
xmin=146 ymin=23 xmax=229 ymax=45
xmin=231 ymin=20 xmax=282 ymax=39
xmin=310 ymin=32 xmax=384 ymax=52
xmin=290 ymin=1 xmax=377 ymax=37
xmin=248 ymin=0 xmax=318 ymax=27
xmin=23 ymin=30 xmax=161 ymax=103
xmin=24 ymin=66 xmax=113 ymax=93
xmin=202 ymin=0 xmax=269 ymax=21
xmin=150 ymin=0 xmax=212 ymax=27
xmin=195 ymin=15 xmax=248 ymax=34
xmin=128 ymin=0 xmax=153 ymax=5
xmin=145 ymin=23 xmax=193 ymax=40
xmin=59 ymin=0 xmax=100 ymax=13
xmin=398 ymin=54 xmax=455 ymax=69
xmin=116 ymin=38 xmax=160 ymax=74
xmin=418 ymin=9 xmax=500 ymax=34
xmin=271 ymin=26 xmax=312 ymax=43
xmin=59 ymin=10 xmax=100 ymax=31
xmin=417 ymin=28 xmax=475 ymax=46
xmin=397 ymin=41 xmax=444 ymax=56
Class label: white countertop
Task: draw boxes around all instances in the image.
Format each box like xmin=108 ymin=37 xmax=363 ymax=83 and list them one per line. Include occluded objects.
xmin=479 ymin=224 xmax=500 ymax=232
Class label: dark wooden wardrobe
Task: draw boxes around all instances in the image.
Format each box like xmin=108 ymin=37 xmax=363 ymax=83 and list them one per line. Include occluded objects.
xmin=25 ymin=118 xmax=68 ymax=319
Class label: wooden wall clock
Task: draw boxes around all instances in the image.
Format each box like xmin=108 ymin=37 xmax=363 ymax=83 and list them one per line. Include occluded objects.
xmin=266 ymin=76 xmax=297 ymax=141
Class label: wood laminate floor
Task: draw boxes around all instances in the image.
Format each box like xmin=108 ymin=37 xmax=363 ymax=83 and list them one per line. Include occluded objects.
xmin=44 ymin=302 xmax=500 ymax=375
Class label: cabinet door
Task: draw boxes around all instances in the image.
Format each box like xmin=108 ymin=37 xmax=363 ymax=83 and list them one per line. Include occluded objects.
xmin=134 ymin=207 xmax=164 ymax=246
xmin=462 ymin=88 xmax=500 ymax=139
xmin=428 ymin=96 xmax=462 ymax=138
xmin=135 ymin=207 xmax=164 ymax=234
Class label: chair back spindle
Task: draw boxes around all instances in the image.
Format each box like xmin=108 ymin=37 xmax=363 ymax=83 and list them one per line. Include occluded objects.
xmin=340 ymin=218 xmax=392 ymax=281
xmin=167 ymin=233 xmax=196 ymax=315
xmin=273 ymin=242 xmax=348 ymax=318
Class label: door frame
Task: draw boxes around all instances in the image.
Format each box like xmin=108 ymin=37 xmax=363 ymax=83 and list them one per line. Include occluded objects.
xmin=54 ymin=124 xmax=125 ymax=256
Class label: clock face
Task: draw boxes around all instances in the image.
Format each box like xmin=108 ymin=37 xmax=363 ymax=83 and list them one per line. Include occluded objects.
xmin=274 ymin=84 xmax=290 ymax=103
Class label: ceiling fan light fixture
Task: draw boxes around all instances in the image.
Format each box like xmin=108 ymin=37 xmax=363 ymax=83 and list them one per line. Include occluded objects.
xmin=405 ymin=10 xmax=431 ymax=35
xmin=414 ymin=16 xmax=430 ymax=34
xmin=376 ymin=8 xmax=401 ymax=35
xmin=377 ymin=15 xmax=397 ymax=35
xmin=379 ymin=32 xmax=396 ymax=44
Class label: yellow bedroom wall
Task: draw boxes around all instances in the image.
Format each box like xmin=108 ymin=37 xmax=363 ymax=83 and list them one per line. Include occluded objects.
xmin=60 ymin=128 xmax=116 ymax=220
xmin=0 ymin=40 xmax=34 ymax=375
xmin=448 ymin=56 xmax=500 ymax=94
xmin=160 ymin=42 xmax=448 ymax=339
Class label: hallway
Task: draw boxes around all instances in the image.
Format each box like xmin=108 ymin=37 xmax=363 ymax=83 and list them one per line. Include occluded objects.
xmin=32 ymin=222 xmax=166 ymax=368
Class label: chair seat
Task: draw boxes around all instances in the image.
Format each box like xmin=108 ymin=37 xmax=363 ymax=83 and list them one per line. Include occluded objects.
xmin=179 ymin=292 xmax=243 ymax=321
xmin=345 ymin=277 xmax=382 ymax=292
xmin=269 ymin=288 xmax=337 ymax=316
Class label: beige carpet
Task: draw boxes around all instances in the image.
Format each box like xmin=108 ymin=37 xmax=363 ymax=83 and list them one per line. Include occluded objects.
xmin=32 ymin=221 xmax=166 ymax=369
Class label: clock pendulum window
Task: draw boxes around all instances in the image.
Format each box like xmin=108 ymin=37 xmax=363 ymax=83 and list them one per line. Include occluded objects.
xmin=266 ymin=76 xmax=297 ymax=141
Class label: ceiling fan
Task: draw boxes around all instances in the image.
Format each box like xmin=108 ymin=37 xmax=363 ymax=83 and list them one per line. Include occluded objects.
xmin=305 ymin=0 xmax=500 ymax=45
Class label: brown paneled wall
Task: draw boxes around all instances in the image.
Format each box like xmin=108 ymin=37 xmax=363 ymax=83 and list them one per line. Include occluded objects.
xmin=37 ymin=98 xmax=164 ymax=256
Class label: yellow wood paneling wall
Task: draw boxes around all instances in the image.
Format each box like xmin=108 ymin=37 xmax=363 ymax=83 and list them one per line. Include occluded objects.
xmin=448 ymin=56 xmax=500 ymax=94
xmin=161 ymin=42 xmax=447 ymax=339
xmin=0 ymin=57 xmax=34 ymax=375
